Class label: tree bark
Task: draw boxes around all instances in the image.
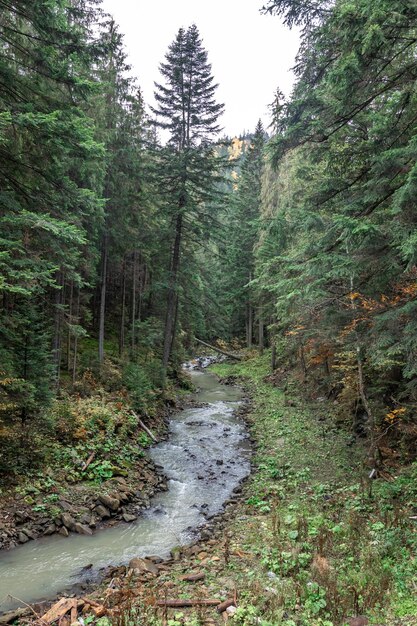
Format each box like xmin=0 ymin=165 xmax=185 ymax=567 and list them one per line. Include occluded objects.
xmin=119 ymin=257 xmax=126 ymax=356
xmin=72 ymin=288 xmax=80 ymax=384
xmin=271 ymin=341 xmax=277 ymax=371
xmin=194 ymin=337 xmax=241 ymax=360
xmin=258 ymin=306 xmax=264 ymax=353
xmin=162 ymin=213 xmax=183 ymax=377
xmin=131 ymin=250 xmax=137 ymax=353
xmin=98 ymin=237 xmax=108 ymax=365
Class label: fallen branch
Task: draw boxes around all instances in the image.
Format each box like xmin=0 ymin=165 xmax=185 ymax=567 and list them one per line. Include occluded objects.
xmin=194 ymin=338 xmax=242 ymax=361
xmin=40 ymin=598 xmax=77 ymax=624
xmin=180 ymin=572 xmax=205 ymax=582
xmin=131 ymin=411 xmax=158 ymax=443
xmin=156 ymin=599 xmax=220 ymax=608
xmin=216 ymin=599 xmax=236 ymax=613
xmin=0 ymin=607 xmax=31 ymax=625
xmin=3 ymin=595 xmax=42 ymax=623
xmin=81 ymin=451 xmax=95 ymax=472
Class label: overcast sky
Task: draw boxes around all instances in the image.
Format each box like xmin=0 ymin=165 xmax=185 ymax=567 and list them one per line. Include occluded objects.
xmin=100 ymin=0 xmax=300 ymax=138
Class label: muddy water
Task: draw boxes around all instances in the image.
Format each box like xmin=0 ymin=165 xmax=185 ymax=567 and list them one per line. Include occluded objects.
xmin=0 ymin=369 xmax=251 ymax=613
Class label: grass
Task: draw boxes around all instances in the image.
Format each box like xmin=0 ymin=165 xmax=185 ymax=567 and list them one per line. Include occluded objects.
xmin=205 ymin=352 xmax=417 ymax=625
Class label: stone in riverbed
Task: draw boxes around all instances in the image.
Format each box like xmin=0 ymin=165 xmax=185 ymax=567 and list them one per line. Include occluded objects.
xmin=128 ymin=557 xmax=159 ymax=575
xmin=22 ymin=527 xmax=36 ymax=540
xmin=61 ymin=512 xmax=77 ymax=531
xmin=94 ymin=504 xmax=111 ymax=519
xmin=18 ymin=531 xmax=29 ymax=543
xmin=59 ymin=526 xmax=69 ymax=537
xmin=44 ymin=524 xmax=56 ymax=535
xmin=122 ymin=513 xmax=137 ymax=523
xmin=98 ymin=493 xmax=120 ymax=512
xmin=73 ymin=522 xmax=93 ymax=536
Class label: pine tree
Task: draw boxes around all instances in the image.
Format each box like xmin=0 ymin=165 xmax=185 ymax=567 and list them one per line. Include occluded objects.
xmin=152 ymin=24 xmax=224 ymax=377
xmin=224 ymin=121 xmax=266 ymax=345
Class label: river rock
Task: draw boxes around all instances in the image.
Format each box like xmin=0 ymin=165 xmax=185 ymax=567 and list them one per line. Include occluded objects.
xmin=22 ymin=527 xmax=36 ymax=540
xmin=99 ymin=493 xmax=120 ymax=512
xmin=128 ymin=557 xmax=159 ymax=575
xmin=73 ymin=522 xmax=93 ymax=536
xmin=18 ymin=531 xmax=29 ymax=543
xmin=122 ymin=513 xmax=137 ymax=523
xmin=59 ymin=526 xmax=69 ymax=537
xmin=94 ymin=504 xmax=111 ymax=519
xmin=61 ymin=512 xmax=77 ymax=531
xmin=44 ymin=524 xmax=56 ymax=535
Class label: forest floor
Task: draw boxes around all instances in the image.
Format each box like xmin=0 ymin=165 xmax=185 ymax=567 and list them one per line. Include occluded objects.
xmin=0 ymin=366 xmax=181 ymax=551
xmin=5 ymin=352 xmax=417 ymax=626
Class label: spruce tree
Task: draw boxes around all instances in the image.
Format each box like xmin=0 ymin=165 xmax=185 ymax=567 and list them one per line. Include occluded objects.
xmin=152 ymin=24 xmax=224 ymax=377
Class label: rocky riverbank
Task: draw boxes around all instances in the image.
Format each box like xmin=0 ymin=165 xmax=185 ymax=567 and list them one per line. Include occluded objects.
xmin=0 ymin=453 xmax=168 ymax=551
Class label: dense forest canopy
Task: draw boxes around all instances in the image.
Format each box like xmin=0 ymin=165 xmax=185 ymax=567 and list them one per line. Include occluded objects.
xmin=1 ymin=0 xmax=417 ymax=482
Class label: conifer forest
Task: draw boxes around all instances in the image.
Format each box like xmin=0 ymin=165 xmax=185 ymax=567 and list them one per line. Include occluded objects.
xmin=1 ymin=2 xmax=417 ymax=626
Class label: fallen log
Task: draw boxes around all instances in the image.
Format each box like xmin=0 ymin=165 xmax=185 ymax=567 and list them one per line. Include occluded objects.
xmin=131 ymin=411 xmax=158 ymax=443
xmin=194 ymin=338 xmax=242 ymax=361
xmin=180 ymin=572 xmax=206 ymax=582
xmin=216 ymin=599 xmax=236 ymax=613
xmin=156 ymin=599 xmax=220 ymax=608
xmin=0 ymin=608 xmax=31 ymax=625
xmin=81 ymin=451 xmax=95 ymax=472
xmin=40 ymin=598 xmax=77 ymax=624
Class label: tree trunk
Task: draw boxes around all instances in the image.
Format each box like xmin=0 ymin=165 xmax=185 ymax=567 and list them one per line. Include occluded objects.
xmin=98 ymin=237 xmax=108 ymax=365
xmin=258 ymin=306 xmax=264 ymax=354
xmin=52 ymin=271 xmax=64 ymax=388
xmin=67 ymin=280 xmax=73 ymax=371
xmin=72 ymin=288 xmax=80 ymax=384
xmin=247 ymin=303 xmax=253 ymax=348
xmin=119 ymin=257 xmax=126 ymax=356
xmin=271 ymin=341 xmax=277 ymax=372
xmin=162 ymin=213 xmax=183 ymax=376
xmin=131 ymin=250 xmax=137 ymax=353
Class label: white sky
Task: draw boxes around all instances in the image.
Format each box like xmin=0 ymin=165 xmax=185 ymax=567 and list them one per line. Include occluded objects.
xmin=100 ymin=0 xmax=300 ymax=138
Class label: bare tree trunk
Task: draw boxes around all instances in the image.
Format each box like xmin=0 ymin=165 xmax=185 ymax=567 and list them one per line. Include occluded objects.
xmin=98 ymin=237 xmax=108 ymax=365
xmin=131 ymin=250 xmax=137 ymax=353
xmin=53 ymin=271 xmax=64 ymax=388
xmin=72 ymin=288 xmax=80 ymax=384
xmin=119 ymin=257 xmax=126 ymax=356
xmin=67 ymin=281 xmax=73 ymax=371
xmin=162 ymin=213 xmax=183 ymax=377
xmin=271 ymin=341 xmax=277 ymax=372
xmin=258 ymin=306 xmax=264 ymax=354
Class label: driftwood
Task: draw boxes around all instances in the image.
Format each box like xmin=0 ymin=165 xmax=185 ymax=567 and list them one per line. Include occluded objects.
xmin=0 ymin=608 xmax=31 ymax=625
xmin=82 ymin=597 xmax=106 ymax=617
xmin=81 ymin=451 xmax=95 ymax=472
xmin=131 ymin=411 xmax=158 ymax=442
xmin=216 ymin=599 xmax=236 ymax=613
xmin=156 ymin=599 xmax=220 ymax=608
xmin=40 ymin=598 xmax=77 ymax=624
xmin=180 ymin=572 xmax=205 ymax=582
xmin=194 ymin=338 xmax=242 ymax=361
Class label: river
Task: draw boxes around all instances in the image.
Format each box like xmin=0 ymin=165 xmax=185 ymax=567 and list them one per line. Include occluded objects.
xmin=0 ymin=368 xmax=251 ymax=613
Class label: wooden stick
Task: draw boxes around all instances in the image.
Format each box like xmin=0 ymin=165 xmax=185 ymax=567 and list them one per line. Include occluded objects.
xmin=180 ymin=572 xmax=205 ymax=582
xmin=4 ymin=595 xmax=42 ymax=622
xmin=216 ymin=599 xmax=236 ymax=614
xmin=131 ymin=411 xmax=158 ymax=442
xmin=156 ymin=599 xmax=220 ymax=608
xmin=81 ymin=451 xmax=95 ymax=472
xmin=194 ymin=338 xmax=242 ymax=361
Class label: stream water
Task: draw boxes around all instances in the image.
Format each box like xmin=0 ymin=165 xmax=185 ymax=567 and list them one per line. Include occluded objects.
xmin=0 ymin=368 xmax=251 ymax=614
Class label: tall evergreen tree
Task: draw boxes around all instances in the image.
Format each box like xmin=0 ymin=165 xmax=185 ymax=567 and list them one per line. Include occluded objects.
xmin=152 ymin=24 xmax=224 ymax=377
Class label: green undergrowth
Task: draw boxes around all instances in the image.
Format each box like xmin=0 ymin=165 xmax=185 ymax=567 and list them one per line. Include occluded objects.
xmin=210 ymin=353 xmax=417 ymax=626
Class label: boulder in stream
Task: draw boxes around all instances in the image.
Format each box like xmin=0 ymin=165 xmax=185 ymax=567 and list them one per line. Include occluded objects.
xmin=94 ymin=504 xmax=111 ymax=519
xmin=128 ymin=557 xmax=159 ymax=575
xmin=98 ymin=493 xmax=120 ymax=512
